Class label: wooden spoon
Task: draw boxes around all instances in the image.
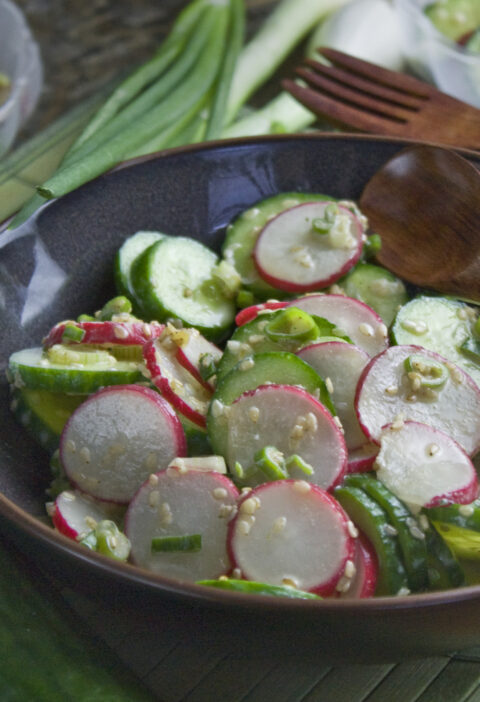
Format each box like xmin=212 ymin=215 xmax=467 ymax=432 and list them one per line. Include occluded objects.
xmin=359 ymin=145 xmax=480 ymax=302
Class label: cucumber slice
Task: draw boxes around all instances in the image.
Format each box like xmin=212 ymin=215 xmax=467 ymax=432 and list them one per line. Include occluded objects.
xmin=207 ymin=351 xmax=334 ymax=458
xmin=131 ymin=236 xmax=235 ymax=342
xmin=180 ymin=415 xmax=212 ymax=456
xmin=222 ymin=192 xmax=334 ymax=300
xmin=424 ymin=522 xmax=465 ymax=590
xmin=340 ymin=262 xmax=408 ymax=326
xmin=196 ymin=578 xmax=322 ymax=599
xmin=10 ymin=388 xmax=85 ymax=454
xmin=344 ymin=473 xmax=428 ymax=592
xmin=334 ymin=485 xmax=410 ymax=596
xmin=425 ymin=499 xmax=480 ymax=560
xmin=8 ymin=347 xmax=143 ymax=394
xmin=392 ymin=296 xmax=480 ymax=388
xmin=424 ymin=0 xmax=480 ymax=41
xmin=114 ymin=230 xmax=165 ymax=309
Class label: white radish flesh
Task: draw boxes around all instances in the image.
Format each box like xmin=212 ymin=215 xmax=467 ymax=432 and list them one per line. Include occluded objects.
xmin=355 ymin=345 xmax=480 ymax=456
xmin=226 ymin=384 xmax=347 ymax=489
xmin=143 ymin=332 xmax=212 ymax=428
xmin=254 ymin=202 xmax=363 ymax=292
xmin=375 ymin=420 xmax=479 ymax=509
xmin=290 ymin=294 xmax=389 ymax=357
xmin=297 ymin=341 xmax=370 ymax=450
xmin=174 ymin=327 xmax=222 ymax=391
xmin=228 ymin=480 xmax=356 ymax=595
xmin=60 ymin=385 xmax=186 ymax=503
xmin=52 ymin=490 xmax=124 ymax=540
xmin=125 ymin=467 xmax=239 ymax=581
xmin=347 ymin=443 xmax=379 ymax=474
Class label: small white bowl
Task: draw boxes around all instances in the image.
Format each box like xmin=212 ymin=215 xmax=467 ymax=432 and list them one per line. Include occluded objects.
xmin=0 ymin=0 xmax=43 ymax=157
xmin=394 ymin=0 xmax=480 ymax=108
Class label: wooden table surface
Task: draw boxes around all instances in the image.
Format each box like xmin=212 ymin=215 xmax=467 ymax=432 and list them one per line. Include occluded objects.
xmin=4 ymin=2 xmax=480 ymax=700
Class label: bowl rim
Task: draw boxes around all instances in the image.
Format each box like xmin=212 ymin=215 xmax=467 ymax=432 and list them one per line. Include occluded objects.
xmin=2 ymin=131 xmax=480 ymax=615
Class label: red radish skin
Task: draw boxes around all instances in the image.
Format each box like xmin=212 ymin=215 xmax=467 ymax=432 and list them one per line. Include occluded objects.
xmin=60 ymin=385 xmax=186 ymax=504
xmin=125 ymin=467 xmax=239 ymax=581
xmin=355 ymin=345 xmax=480 ymax=456
xmin=235 ymin=301 xmax=287 ymax=327
xmin=174 ymin=328 xmax=222 ymax=391
xmin=347 ymin=444 xmax=379 ymax=474
xmin=51 ymin=490 xmax=124 ymax=540
xmin=297 ymin=341 xmax=370 ymax=451
xmin=143 ymin=336 xmax=212 ymax=428
xmin=376 ymin=420 xmax=479 ymax=509
xmin=43 ymin=319 xmax=164 ymax=349
xmin=253 ymin=203 xmax=363 ymax=293
xmin=227 ymin=480 xmax=356 ymax=596
xmin=226 ymin=383 xmax=347 ymax=490
xmin=290 ymin=294 xmax=389 ymax=357
xmin=338 ymin=533 xmax=378 ymax=599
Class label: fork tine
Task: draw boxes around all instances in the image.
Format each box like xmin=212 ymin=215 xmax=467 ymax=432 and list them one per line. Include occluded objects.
xmin=296 ymin=65 xmax=416 ymax=123
xmin=319 ymin=48 xmax=433 ymax=98
xmin=282 ymin=79 xmax=408 ymax=136
xmin=303 ymin=58 xmax=424 ymax=111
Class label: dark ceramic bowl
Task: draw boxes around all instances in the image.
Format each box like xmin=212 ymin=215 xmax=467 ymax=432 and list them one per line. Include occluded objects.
xmin=1 ymin=133 xmax=479 ymax=663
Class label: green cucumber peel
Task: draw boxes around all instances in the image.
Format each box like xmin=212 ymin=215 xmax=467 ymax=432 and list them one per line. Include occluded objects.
xmin=151 ymin=534 xmax=202 ymax=553
xmin=196 ymin=578 xmax=321 ymax=599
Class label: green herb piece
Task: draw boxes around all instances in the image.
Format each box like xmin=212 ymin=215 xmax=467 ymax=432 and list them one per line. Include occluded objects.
xmin=404 ymin=353 xmax=449 ymax=388
xmin=97 ymin=296 xmax=133 ymax=320
xmin=285 ymin=454 xmax=314 ymax=476
xmin=265 ymin=306 xmax=319 ymax=344
xmin=151 ymin=534 xmax=202 ymax=553
xmin=254 ymin=446 xmax=288 ymax=481
xmin=61 ymin=323 xmax=86 ymax=343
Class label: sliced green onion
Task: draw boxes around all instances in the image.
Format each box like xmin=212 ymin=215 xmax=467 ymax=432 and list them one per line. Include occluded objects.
xmin=199 ymin=353 xmax=218 ymax=382
xmin=285 ymin=454 xmax=314 ymax=477
xmin=236 ymin=289 xmax=255 ymax=308
xmin=254 ymin=446 xmax=288 ymax=481
xmin=79 ymin=520 xmax=131 ymax=561
xmin=98 ymin=296 xmax=133 ymax=320
xmin=404 ymin=353 xmax=449 ymax=388
xmin=77 ymin=314 xmax=95 ymax=322
xmin=265 ymin=307 xmax=319 ymax=344
xmin=460 ymin=338 xmax=480 ymax=366
xmin=151 ymin=534 xmax=202 ymax=553
xmin=61 ymin=324 xmax=86 ymax=343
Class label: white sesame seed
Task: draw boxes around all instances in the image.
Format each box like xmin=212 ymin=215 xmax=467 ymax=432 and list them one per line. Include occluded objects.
xmin=240 ymin=497 xmax=260 ymax=515
xmin=333 ymin=416 xmax=344 ymax=432
xmin=271 ymin=516 xmax=287 ymax=535
xmin=325 ymin=377 xmax=334 ymax=394
xmin=384 ymin=523 xmax=398 ymax=537
xmin=305 ymin=412 xmax=318 ymax=432
xmin=159 ymin=502 xmax=173 ymax=525
xmin=410 ymin=525 xmax=426 ymax=540
xmin=213 ymin=487 xmax=228 ymax=500
xmin=385 ymin=385 xmax=399 ymax=396
xmin=248 ymin=334 xmax=265 ymax=345
xmin=336 ymin=575 xmax=352 ymax=593
xmin=145 ymin=452 xmax=158 ymax=471
xmin=347 ymin=520 xmax=359 ymax=538
xmin=239 ymin=358 xmax=255 ymax=371
xmin=418 ymin=514 xmax=429 ymax=531
xmin=459 ymin=504 xmax=475 ymax=517
xmin=426 ymin=443 xmax=440 ymax=457
xmin=358 ymin=322 xmax=374 ymax=337
xmin=148 ymin=473 xmax=159 ymax=486
xmin=148 ymin=490 xmax=160 ymax=508
xmin=237 ymin=519 xmax=252 ymax=535
xmin=248 ymin=406 xmax=260 ymax=423
xmin=84 ymin=516 xmax=98 ymax=530
xmin=293 ymin=480 xmax=311 ymax=494
xmin=344 ymin=559 xmax=356 ymax=578
xmin=376 ymin=323 xmax=388 ymax=339
xmin=113 ymin=324 xmax=129 ymax=339
xmin=80 ymin=446 xmax=91 ymax=463
xmin=282 ymin=576 xmax=299 ymax=588
xmin=65 ymin=439 xmax=76 ymax=453
xmin=232 ymin=567 xmax=242 ymax=579
xmin=396 ymin=586 xmax=411 ymax=596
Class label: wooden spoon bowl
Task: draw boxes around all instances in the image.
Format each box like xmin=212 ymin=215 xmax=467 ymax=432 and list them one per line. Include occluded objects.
xmin=359 ymin=145 xmax=480 ymax=301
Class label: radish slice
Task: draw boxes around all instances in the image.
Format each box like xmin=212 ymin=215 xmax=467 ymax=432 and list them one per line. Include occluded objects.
xmin=226 ymin=384 xmax=347 ymax=490
xmin=297 ymin=341 xmax=370 ymax=450
xmin=338 ymin=533 xmax=377 ymax=599
xmin=347 ymin=443 xmax=379 ymax=474
xmin=143 ymin=331 xmax=212 ymax=428
xmin=125 ymin=467 xmax=239 ymax=581
xmin=227 ymin=480 xmax=356 ymax=595
xmin=355 ymin=345 xmax=480 ymax=456
xmin=51 ymin=490 xmax=124 ymax=540
xmin=43 ymin=319 xmax=163 ymax=349
xmin=235 ymin=301 xmax=287 ymax=327
xmin=174 ymin=327 xmax=222 ymax=391
xmin=290 ymin=294 xmax=389 ymax=357
xmin=375 ymin=420 xmax=479 ymax=509
xmin=254 ymin=202 xmax=363 ymax=292
xmin=60 ymin=385 xmax=186 ymax=503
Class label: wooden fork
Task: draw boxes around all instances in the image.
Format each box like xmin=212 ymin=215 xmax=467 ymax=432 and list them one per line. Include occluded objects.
xmin=282 ymin=48 xmax=480 ymax=151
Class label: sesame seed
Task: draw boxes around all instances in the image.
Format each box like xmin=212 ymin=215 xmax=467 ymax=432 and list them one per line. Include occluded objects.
xmin=344 ymin=560 xmax=356 ymax=578
xmin=148 ymin=473 xmax=159 ymax=486
xmin=84 ymin=516 xmax=98 ymax=530
xmin=426 ymin=443 xmax=440 ymax=457
xmin=329 ymin=284 xmax=345 ymax=295
xmin=333 ymin=416 xmax=344 ymax=432
xmin=385 ymin=385 xmax=399 ymax=396
xmin=325 ymin=377 xmax=334 ymax=394
xmin=148 ymin=490 xmax=161 ymax=508
xmin=213 ymin=487 xmax=228 ymax=500
xmin=418 ymin=514 xmax=429 ymax=531
xmin=336 ymin=575 xmax=352 ymax=593
xmin=459 ymin=504 xmax=475 ymax=517
xmin=159 ymin=502 xmax=173 ymax=525
xmin=237 ymin=519 xmax=251 ymax=535
xmin=232 ymin=567 xmax=242 ymax=579
xmin=248 ymin=334 xmax=265 ymax=345
xmin=219 ymin=504 xmax=237 ymax=519
xmin=63 ymin=491 xmax=76 ymax=502
xmin=113 ymin=324 xmax=129 ymax=339
xmin=65 ymin=439 xmax=76 ymax=453
xmin=240 ymin=497 xmax=261 ymax=515
xmin=248 ymin=406 xmax=260 ymax=423
xmin=142 ymin=323 xmax=152 ymax=338
xmin=241 ymin=486 xmax=252 ymax=495
xmin=145 ymin=452 xmax=158 ymax=471
xmin=376 ymin=323 xmax=388 ymax=339
xmin=347 ymin=520 xmax=359 ymax=538
xmin=271 ymin=516 xmax=287 ymax=535
xmin=243 ymin=207 xmax=261 ymax=220
xmin=396 ymin=586 xmax=411 ymax=596
xmin=358 ymin=322 xmax=374 ymax=337
xmin=384 ymin=523 xmax=398 ymax=537
xmin=391 ymin=413 xmax=405 ymax=430
xmin=239 ymin=358 xmax=255 ymax=371
xmin=80 ymin=446 xmax=91 ymax=463
xmin=305 ymin=412 xmax=318 ymax=432
xmin=211 ymin=399 xmax=226 ymax=419
xmin=282 ymin=576 xmax=299 ymax=588
xmin=293 ymin=480 xmax=311 ymax=494
xmin=410 ymin=525 xmax=426 ymax=540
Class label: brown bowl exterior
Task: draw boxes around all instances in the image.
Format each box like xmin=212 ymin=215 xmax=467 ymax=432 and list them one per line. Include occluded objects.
xmin=1 ymin=133 xmax=479 ymax=663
